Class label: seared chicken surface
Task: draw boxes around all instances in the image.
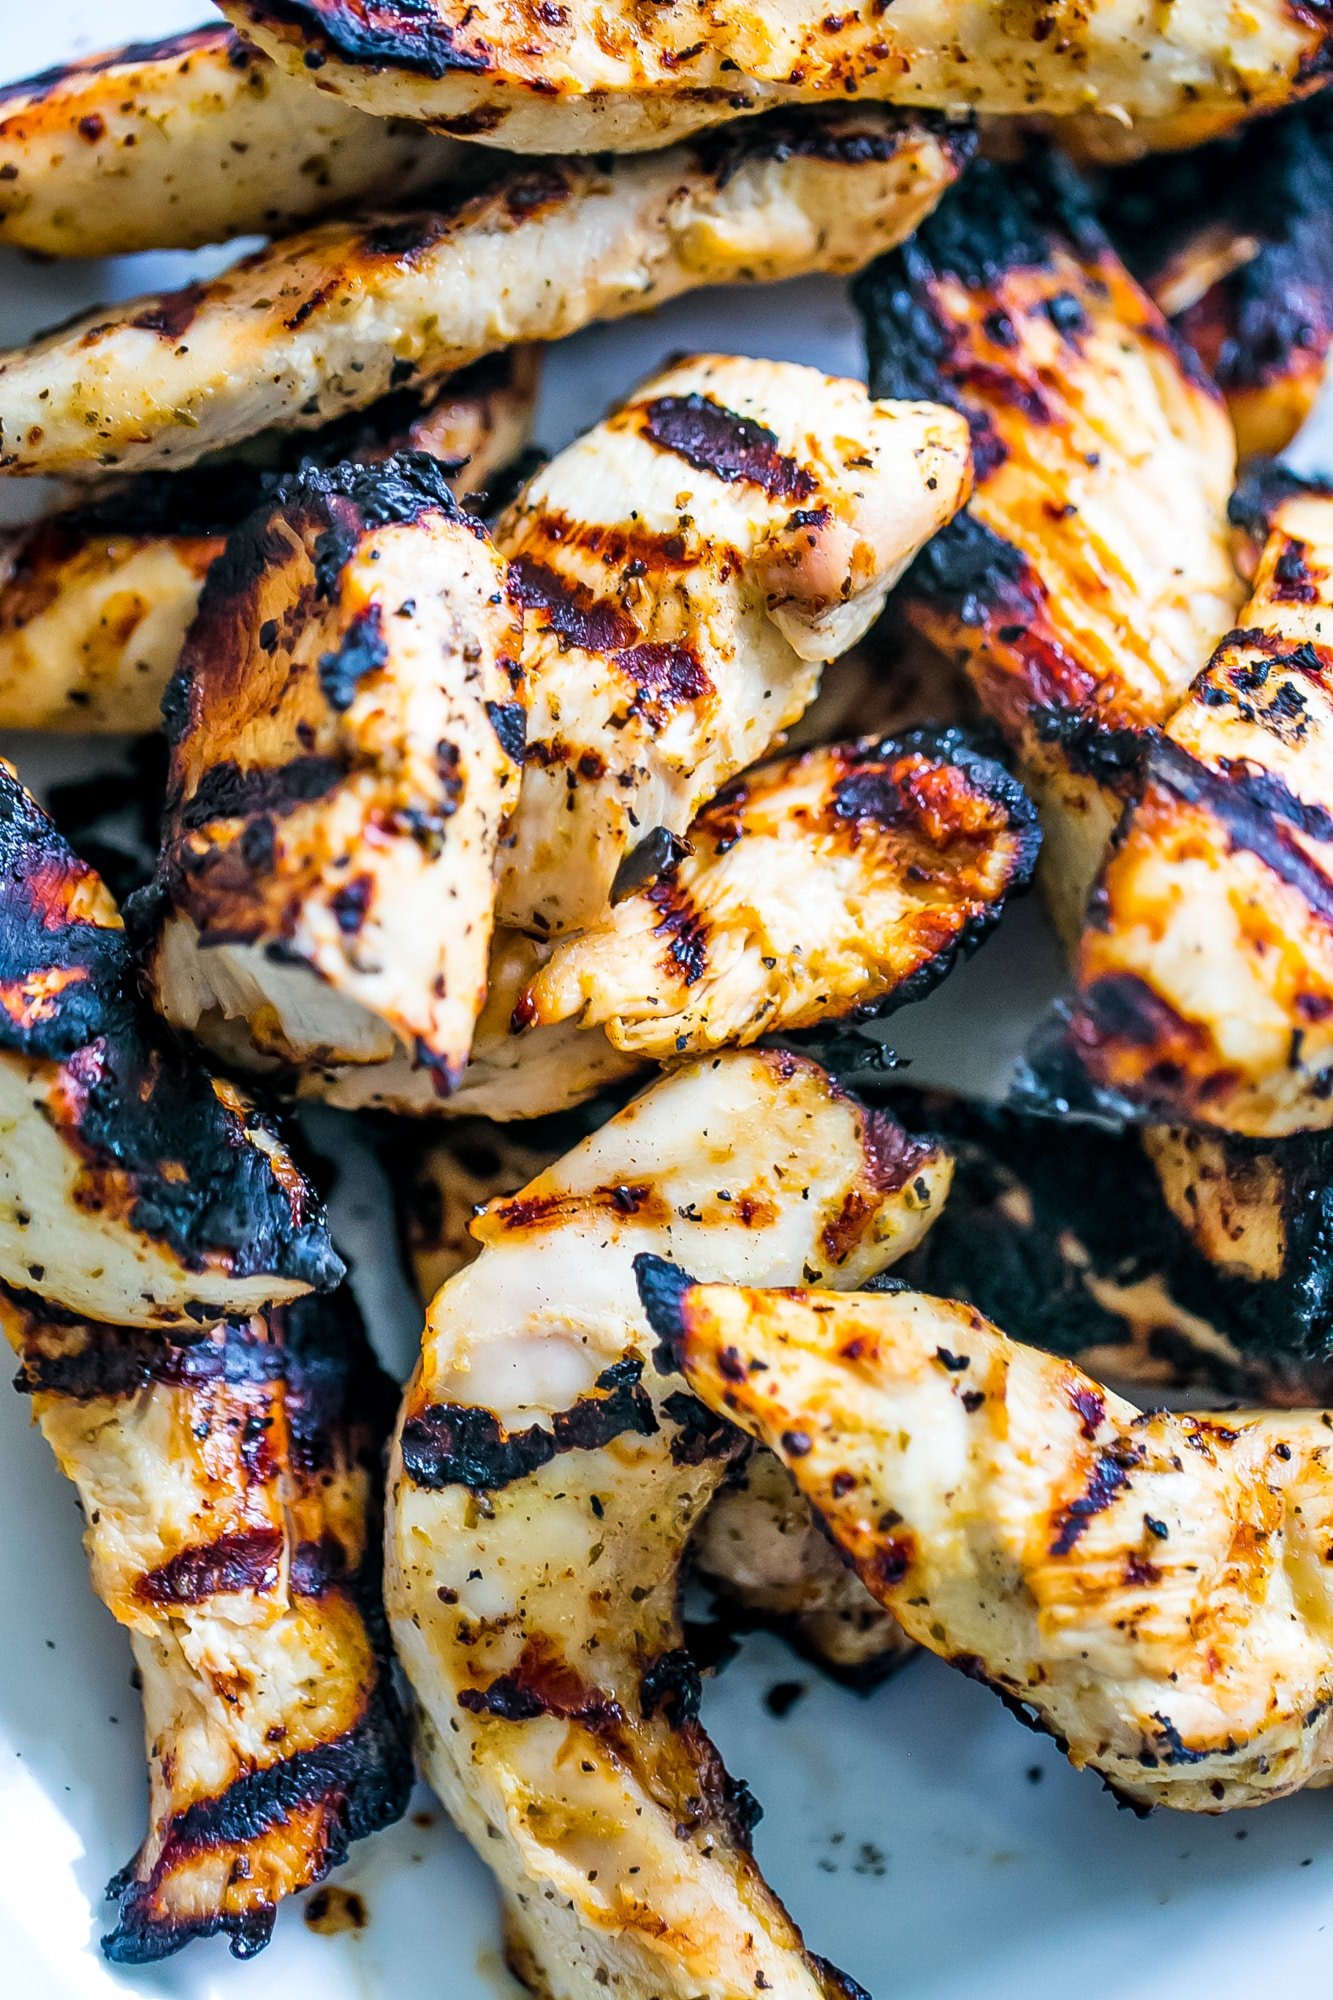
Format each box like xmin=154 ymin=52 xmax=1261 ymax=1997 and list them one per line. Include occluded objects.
xmin=225 ymin=0 xmax=1333 ymax=157
xmin=397 ymin=1094 xmax=903 ymax=1683
xmin=857 ymin=154 xmax=1241 ymax=940
xmin=494 ymin=355 xmax=973 ymax=936
xmin=0 ymin=24 xmax=460 ymax=257
xmin=0 ymin=107 xmax=969 ymax=480
xmin=513 ymin=730 xmax=1037 ymax=1054
xmin=1104 ymin=95 xmax=1333 ymax=461
xmin=0 ymin=760 xmax=339 ymax=1327
xmin=1032 ymin=479 xmax=1333 ymax=1138
xmin=655 ymin=1268 xmax=1333 ymax=1811
xmin=144 ymin=456 xmax=522 ymax=1110
xmin=894 ymin=1088 xmax=1333 ymax=1401
xmin=0 ymin=351 xmax=538 ymax=734
xmin=386 ymin=1050 xmax=949 ymax=1999
xmin=5 ymin=1284 xmax=411 ymax=1960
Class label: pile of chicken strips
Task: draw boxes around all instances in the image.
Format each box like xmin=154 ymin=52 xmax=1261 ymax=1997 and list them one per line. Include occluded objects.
xmin=11 ymin=2 xmax=1333 ymax=1985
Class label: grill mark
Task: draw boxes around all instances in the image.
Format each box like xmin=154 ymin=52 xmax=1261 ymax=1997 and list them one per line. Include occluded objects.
xmin=127 ymin=286 xmax=206 ymax=344
xmin=694 ymin=106 xmax=975 ymax=185
xmin=1048 ymin=1441 xmax=1142 ymax=1556
xmin=103 ymin=1700 xmax=413 ymax=1964
xmin=136 ymin=1527 xmax=284 ymax=1606
xmin=401 ymin=1358 xmax=659 ymax=1492
xmin=458 ymin=1639 xmax=621 ymax=1728
xmin=11 ymin=1312 xmax=287 ymax=1402
xmin=1150 ymin=736 xmax=1333 ymax=922
xmin=176 ymin=755 xmax=346 ymax=833
xmin=639 ymin=1646 xmax=703 ymax=1728
xmin=1076 ymin=970 xmax=1201 ymax=1054
xmin=243 ymin=0 xmax=493 ymax=77
xmin=616 ymin=640 xmax=711 ymax=710
xmin=509 ymin=555 xmax=636 ymax=654
xmin=639 ymin=393 xmax=816 ymax=501
xmin=645 ymin=876 xmax=709 ymax=985
xmin=485 ymin=699 xmax=526 ymax=763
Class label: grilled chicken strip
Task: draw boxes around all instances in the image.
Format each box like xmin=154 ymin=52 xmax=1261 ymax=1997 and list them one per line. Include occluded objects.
xmin=6 ymin=1284 xmax=411 ymax=1960
xmin=396 ymin=1093 xmax=905 ymax=1685
xmin=142 ymin=456 xmax=522 ymax=1110
xmin=512 ymin=730 xmax=1038 ymax=1055
xmin=224 ymin=0 xmax=1333 ymax=158
xmin=386 ymin=1049 xmax=950 ymax=2000
xmin=1027 ymin=477 xmax=1333 ymax=1138
xmin=0 ymin=351 xmax=538 ymax=735
xmin=856 ymin=153 xmax=1241 ymax=942
xmin=0 ymin=23 xmax=461 ymax=256
xmin=495 ymin=356 xmax=973 ymax=936
xmin=652 ymin=1267 xmax=1333 ymax=1812
xmin=0 ymin=760 xmax=339 ymax=1327
xmin=1103 ymin=95 xmax=1333 ymax=461
xmin=0 ymin=107 xmax=969 ymax=481
xmin=894 ymin=1089 xmax=1333 ymax=1401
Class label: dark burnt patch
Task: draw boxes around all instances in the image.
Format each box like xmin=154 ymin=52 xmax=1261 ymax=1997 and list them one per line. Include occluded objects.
xmin=319 ymin=602 xmax=388 ymax=713
xmin=457 ymin=1639 xmax=621 ymax=1730
xmin=485 ymin=699 xmax=526 ymax=764
xmin=10 ymin=1305 xmax=284 ymax=1402
xmin=616 ymin=640 xmax=711 ymax=715
xmin=640 ymin=1646 xmax=703 ymax=1728
xmin=610 ymin=826 xmax=692 ymax=904
xmin=129 ymin=286 xmax=206 ymax=344
xmin=661 ymin=1387 xmax=738 ymax=1464
xmin=635 ymin=1254 xmax=695 ymax=1375
xmin=1229 ymin=460 xmax=1333 ymax=542
xmin=402 ymin=1356 xmax=658 ymax=1491
xmin=693 ymin=105 xmax=975 ymax=189
xmin=644 ymin=876 xmax=709 ymax=986
xmin=639 ymin=393 xmax=815 ymax=502
xmin=1104 ymin=94 xmax=1333 ymax=402
xmin=136 ymin=1527 xmax=284 ymax=1606
xmin=242 ymin=0 xmax=493 ymax=77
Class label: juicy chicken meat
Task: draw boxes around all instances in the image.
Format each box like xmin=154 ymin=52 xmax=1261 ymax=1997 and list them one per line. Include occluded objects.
xmin=6 ymin=1285 xmax=411 ymax=1960
xmin=512 ymin=729 xmax=1038 ymax=1055
xmin=494 ymin=356 xmax=973 ymax=936
xmin=143 ymin=456 xmax=523 ymax=1111
xmin=856 ymin=153 xmax=1241 ymax=942
xmin=396 ymin=1095 xmax=904 ymax=1684
xmin=0 ymin=107 xmax=970 ymax=480
xmin=1036 ymin=480 xmax=1333 ymax=1138
xmin=224 ymin=0 xmax=1333 ymax=157
xmin=654 ymin=1268 xmax=1333 ymax=1812
xmin=0 ymin=23 xmax=461 ymax=257
xmin=0 ymin=760 xmax=339 ymax=1328
xmin=0 ymin=351 xmax=539 ymax=733
xmin=386 ymin=1050 xmax=951 ymax=2000
xmin=893 ymin=1088 xmax=1333 ymax=1403
xmin=1104 ymin=95 xmax=1333 ymax=461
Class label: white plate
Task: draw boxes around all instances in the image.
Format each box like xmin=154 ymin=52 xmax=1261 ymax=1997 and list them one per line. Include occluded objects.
xmin=2 ymin=9 xmax=1332 ymax=1996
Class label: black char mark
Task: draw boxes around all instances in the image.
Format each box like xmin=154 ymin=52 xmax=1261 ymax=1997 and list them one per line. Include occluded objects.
xmin=635 ymin=1254 xmax=696 ymax=1374
xmin=242 ymin=0 xmax=493 ymax=77
xmin=176 ymin=755 xmax=346 ymax=835
xmin=319 ymin=603 xmax=388 ymax=713
xmin=1048 ymin=1440 xmax=1143 ymax=1556
xmin=401 ymin=1357 xmax=659 ymax=1491
xmin=1150 ymin=735 xmax=1333 ymax=922
xmin=691 ymin=105 xmax=977 ymax=190
xmin=639 ymin=393 xmax=816 ymax=502
xmin=639 ymin=1646 xmax=703 ymax=1728
xmin=509 ymin=555 xmax=635 ymax=655
xmin=610 ymin=826 xmax=692 ymax=904
xmin=0 ymin=26 xmax=245 ymax=108
xmin=485 ymin=699 xmax=526 ymax=763
xmin=136 ymin=1527 xmax=284 ymax=1606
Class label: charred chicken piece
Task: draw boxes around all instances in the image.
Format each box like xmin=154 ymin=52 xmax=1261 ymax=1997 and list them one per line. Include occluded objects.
xmin=223 ymin=0 xmax=1333 ymax=158
xmin=512 ymin=730 xmax=1038 ymax=1057
xmin=653 ymin=1267 xmax=1333 ymax=1812
xmin=0 ymin=23 xmax=462 ymax=256
xmin=1103 ymin=95 xmax=1333 ymax=461
xmin=0 ymin=351 xmax=539 ymax=734
xmin=495 ymin=355 xmax=973 ymax=936
xmin=1027 ymin=477 xmax=1333 ymax=1138
xmin=856 ymin=153 xmax=1241 ymax=941
xmin=6 ymin=1284 xmax=411 ymax=1960
xmin=892 ymin=1088 xmax=1333 ymax=1397
xmin=0 ymin=760 xmax=339 ymax=1328
xmin=396 ymin=1093 xmax=903 ymax=1685
xmin=387 ymin=1050 xmax=949 ymax=2000
xmin=0 ymin=107 xmax=970 ymax=481
xmin=142 ymin=455 xmax=523 ymax=1111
